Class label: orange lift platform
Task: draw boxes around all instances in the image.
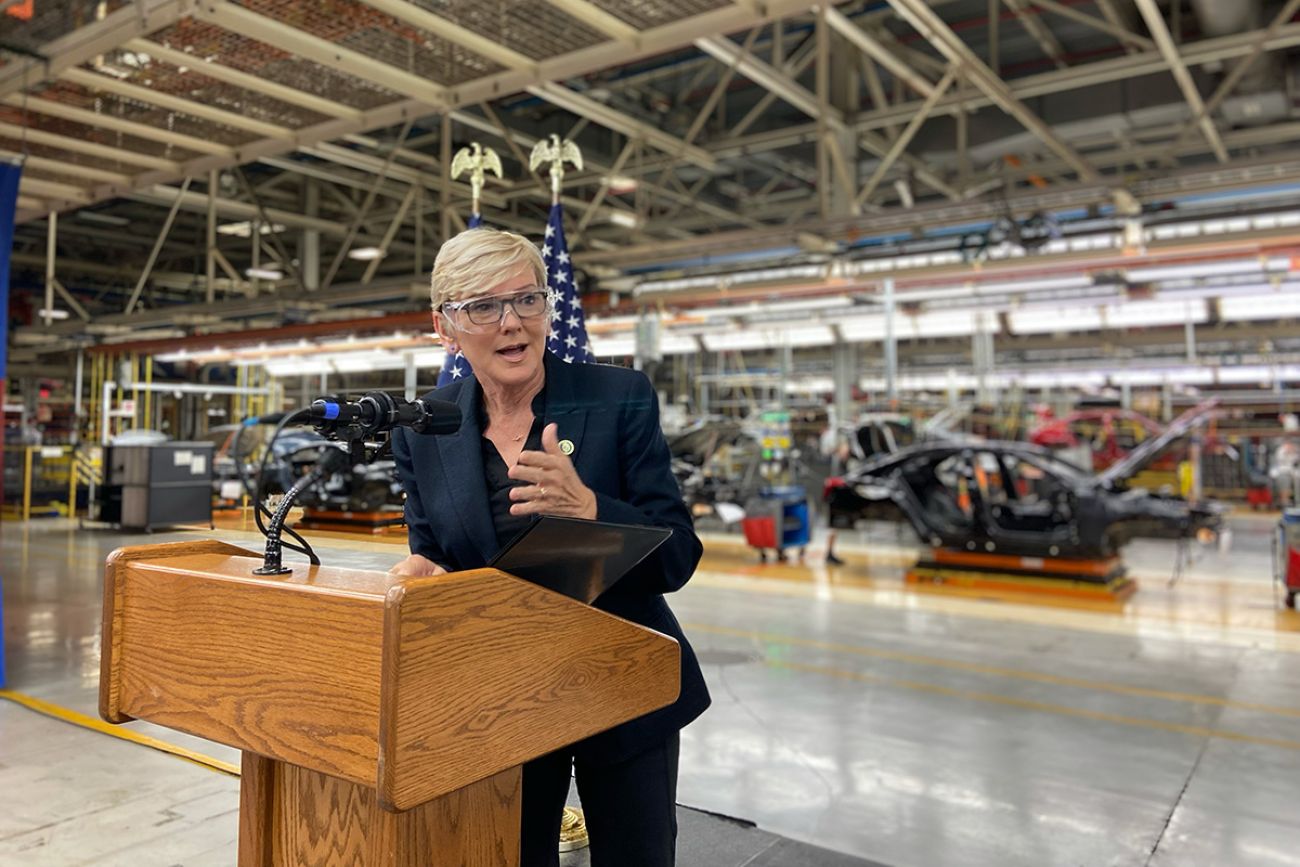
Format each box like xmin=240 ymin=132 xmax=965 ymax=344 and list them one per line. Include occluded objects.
xmin=906 ymin=547 xmax=1137 ymax=602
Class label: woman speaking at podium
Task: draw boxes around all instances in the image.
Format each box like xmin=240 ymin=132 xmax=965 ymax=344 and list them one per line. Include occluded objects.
xmin=389 ymin=227 xmax=710 ymax=867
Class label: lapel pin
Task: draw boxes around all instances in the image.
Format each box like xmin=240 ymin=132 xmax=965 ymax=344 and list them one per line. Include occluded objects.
xmin=559 ymin=439 xmax=575 ymax=456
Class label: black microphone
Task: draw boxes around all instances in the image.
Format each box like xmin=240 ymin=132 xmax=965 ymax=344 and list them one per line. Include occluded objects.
xmin=309 ymin=391 xmax=462 ymax=438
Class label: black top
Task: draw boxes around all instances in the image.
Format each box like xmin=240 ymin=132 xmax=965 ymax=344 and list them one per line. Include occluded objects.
xmin=478 ymin=385 xmax=546 ymax=550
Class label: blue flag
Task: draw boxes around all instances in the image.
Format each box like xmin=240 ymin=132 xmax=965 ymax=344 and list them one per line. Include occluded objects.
xmin=435 ymin=212 xmax=484 ymax=387
xmin=0 ymin=161 xmax=21 ymax=384
xmin=542 ymin=203 xmax=592 ymax=364
xmin=0 ymin=160 xmax=17 ymax=689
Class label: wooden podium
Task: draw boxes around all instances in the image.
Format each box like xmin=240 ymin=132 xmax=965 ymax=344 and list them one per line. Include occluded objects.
xmin=99 ymin=540 xmax=681 ymax=866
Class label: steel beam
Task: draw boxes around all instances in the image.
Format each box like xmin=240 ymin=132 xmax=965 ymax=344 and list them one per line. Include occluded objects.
xmin=544 ymin=0 xmax=640 ymax=43
xmin=526 ymin=83 xmax=716 ymax=170
xmin=1094 ymin=0 xmax=1137 ymax=54
xmin=126 ymin=177 xmax=193 ymax=314
xmin=1030 ymin=0 xmax=1154 ymax=51
xmin=59 ymin=67 xmax=295 ymax=140
xmin=825 ymin=7 xmax=936 ymax=98
xmin=353 ymin=0 xmax=537 ymax=71
xmin=0 ymin=152 xmax=129 ymax=185
xmin=192 ymin=0 xmax=449 ymax=107
xmin=1134 ymin=0 xmax=1229 ymax=164
xmin=696 ymin=34 xmax=824 ymax=122
xmin=446 ymin=0 xmax=816 ymax=108
xmin=19 ymin=177 xmax=93 ymax=204
xmin=1162 ymin=0 xmax=1300 ymax=160
xmin=854 ymin=66 xmax=958 ymax=209
xmin=0 ymin=0 xmax=195 ymax=99
xmin=4 ymin=94 xmax=234 ymax=157
xmin=885 ymin=0 xmax=1100 ymax=182
xmin=1003 ymin=0 xmax=1068 ymax=68
xmin=0 ymin=121 xmax=179 ymax=171
xmin=123 ymin=39 xmax=364 ymax=122
xmin=847 ymin=24 xmax=1300 ymax=137
xmin=16 ymin=0 xmax=816 ymax=225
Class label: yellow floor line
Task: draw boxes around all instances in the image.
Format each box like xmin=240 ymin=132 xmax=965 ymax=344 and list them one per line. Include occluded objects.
xmin=768 ymin=659 xmax=1300 ymax=754
xmin=688 ymin=622 xmax=1300 ymax=719
xmin=0 ymin=689 xmax=240 ymax=777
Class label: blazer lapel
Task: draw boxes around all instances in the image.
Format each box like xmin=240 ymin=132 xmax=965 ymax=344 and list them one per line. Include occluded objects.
xmin=434 ymin=377 xmax=499 ymax=564
xmin=542 ymin=352 xmax=590 ymax=475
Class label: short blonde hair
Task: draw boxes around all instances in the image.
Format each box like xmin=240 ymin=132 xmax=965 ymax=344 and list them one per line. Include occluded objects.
xmin=429 ymin=227 xmax=546 ymax=314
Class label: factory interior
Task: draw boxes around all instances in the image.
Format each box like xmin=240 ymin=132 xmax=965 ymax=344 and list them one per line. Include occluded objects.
xmin=2 ymin=1 xmax=1300 ymax=865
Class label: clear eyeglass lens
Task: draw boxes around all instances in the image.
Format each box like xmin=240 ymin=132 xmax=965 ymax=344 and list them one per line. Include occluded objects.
xmin=461 ymin=290 xmax=548 ymax=325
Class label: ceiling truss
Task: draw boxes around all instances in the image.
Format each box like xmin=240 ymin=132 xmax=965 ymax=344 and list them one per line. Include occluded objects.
xmin=1 ymin=0 xmax=1298 ymax=363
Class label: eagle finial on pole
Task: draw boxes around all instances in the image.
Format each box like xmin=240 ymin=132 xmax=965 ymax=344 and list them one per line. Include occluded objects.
xmin=529 ymin=133 xmax=583 ymax=204
xmin=450 ymin=141 xmax=503 ymax=220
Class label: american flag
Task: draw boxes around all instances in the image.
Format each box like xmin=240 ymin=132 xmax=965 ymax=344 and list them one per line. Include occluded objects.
xmin=436 ymin=212 xmax=484 ymax=387
xmin=542 ymin=203 xmax=593 ymax=364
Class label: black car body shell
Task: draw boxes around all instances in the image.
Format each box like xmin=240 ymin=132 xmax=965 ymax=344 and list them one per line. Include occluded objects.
xmin=827 ymin=440 xmax=1221 ymax=560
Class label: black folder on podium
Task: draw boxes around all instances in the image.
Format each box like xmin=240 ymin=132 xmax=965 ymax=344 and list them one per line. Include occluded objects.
xmin=489 ymin=515 xmax=671 ymax=604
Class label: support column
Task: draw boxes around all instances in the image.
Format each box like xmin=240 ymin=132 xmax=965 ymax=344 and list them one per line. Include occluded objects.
xmin=440 ymin=113 xmax=452 ymax=243
xmin=779 ymin=343 xmax=792 ymax=410
xmin=827 ymin=23 xmax=860 ymax=218
xmin=832 ymin=340 xmax=856 ymax=423
xmin=73 ymin=349 xmax=84 ymax=447
xmin=973 ymin=309 xmax=996 ymax=405
xmin=44 ymin=212 xmax=56 ymax=326
xmin=404 ymin=352 xmax=417 ymax=401
xmin=883 ymin=278 xmax=897 ymax=402
xmin=206 ymin=169 xmax=217 ymax=304
xmin=302 ymin=178 xmax=320 ymax=292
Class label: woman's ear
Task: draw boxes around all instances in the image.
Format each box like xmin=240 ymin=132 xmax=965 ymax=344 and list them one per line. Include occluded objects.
xmin=432 ymin=310 xmax=458 ymax=354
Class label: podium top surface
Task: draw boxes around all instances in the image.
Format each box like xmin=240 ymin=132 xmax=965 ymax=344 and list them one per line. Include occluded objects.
xmin=143 ymin=551 xmax=405 ymax=599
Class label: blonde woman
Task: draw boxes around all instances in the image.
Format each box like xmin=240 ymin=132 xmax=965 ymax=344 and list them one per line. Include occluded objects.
xmin=391 ymin=228 xmax=709 ymax=867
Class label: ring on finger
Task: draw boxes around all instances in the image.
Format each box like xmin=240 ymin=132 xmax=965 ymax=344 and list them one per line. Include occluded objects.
xmin=538 ymin=485 xmax=546 ymax=497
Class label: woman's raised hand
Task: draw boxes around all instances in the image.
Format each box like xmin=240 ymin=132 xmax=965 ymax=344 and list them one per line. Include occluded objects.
xmin=507 ymin=423 xmax=597 ymax=520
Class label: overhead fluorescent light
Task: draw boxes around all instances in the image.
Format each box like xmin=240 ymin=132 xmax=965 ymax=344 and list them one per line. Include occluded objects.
xmin=1124 ymin=259 xmax=1284 ymax=282
xmin=76 ymin=211 xmax=130 ymax=227
xmin=218 ymin=221 xmax=286 ymax=238
xmin=606 ymin=211 xmax=641 ymax=229
xmin=244 ymin=267 xmax=284 ymax=281
xmin=1220 ymin=290 xmax=1300 ymax=321
xmin=1103 ymin=299 xmax=1207 ymax=328
xmin=1008 ymin=306 xmax=1104 ymax=334
xmin=37 ymin=307 xmax=70 ymax=320
xmin=589 ymin=336 xmax=636 ymax=357
xmin=347 ymin=246 xmax=386 ymax=261
xmin=606 ymin=174 xmax=638 ymax=194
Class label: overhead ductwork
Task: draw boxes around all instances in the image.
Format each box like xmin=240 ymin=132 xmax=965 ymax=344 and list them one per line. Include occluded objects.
xmin=1190 ymin=0 xmax=1274 ymax=95
xmin=1190 ymin=0 xmax=1260 ymax=36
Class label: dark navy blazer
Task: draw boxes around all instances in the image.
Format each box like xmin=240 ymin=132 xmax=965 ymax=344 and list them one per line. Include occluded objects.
xmin=391 ymin=351 xmax=710 ymax=764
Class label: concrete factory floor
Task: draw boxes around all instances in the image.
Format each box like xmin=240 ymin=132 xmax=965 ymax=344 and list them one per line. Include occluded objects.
xmin=1 ymin=513 xmax=1298 ymax=866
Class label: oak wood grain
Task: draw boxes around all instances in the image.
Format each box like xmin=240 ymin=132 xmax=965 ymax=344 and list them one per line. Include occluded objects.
xmin=379 ymin=569 xmax=681 ymax=810
xmin=238 ymin=752 xmax=276 ymax=867
xmin=111 ymin=552 xmax=389 ymax=783
xmin=242 ymin=758 xmax=520 ymax=866
xmin=100 ymin=540 xmax=262 ymax=723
